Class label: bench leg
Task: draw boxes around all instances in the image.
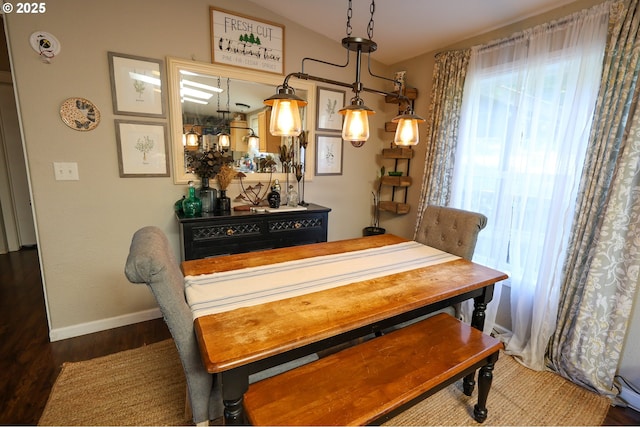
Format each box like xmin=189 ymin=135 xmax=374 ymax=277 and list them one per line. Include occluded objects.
xmin=473 ymin=352 xmax=498 ymax=423
xmin=463 ymin=372 xmax=476 ymax=396
xmin=465 ymin=294 xmax=490 ymax=396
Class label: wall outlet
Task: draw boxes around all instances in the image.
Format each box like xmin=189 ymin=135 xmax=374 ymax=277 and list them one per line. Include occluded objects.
xmin=53 ymin=162 xmax=79 ymax=181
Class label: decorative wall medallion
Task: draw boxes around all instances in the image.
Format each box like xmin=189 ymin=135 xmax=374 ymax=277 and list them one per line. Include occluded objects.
xmin=60 ymin=97 xmax=101 ymax=131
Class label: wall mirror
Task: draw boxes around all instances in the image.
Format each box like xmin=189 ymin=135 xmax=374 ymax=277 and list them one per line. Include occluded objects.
xmin=167 ymin=57 xmax=317 ymax=184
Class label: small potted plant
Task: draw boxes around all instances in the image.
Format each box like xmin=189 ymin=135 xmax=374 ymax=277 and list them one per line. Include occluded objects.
xmin=363 ymin=166 xmax=386 ymax=236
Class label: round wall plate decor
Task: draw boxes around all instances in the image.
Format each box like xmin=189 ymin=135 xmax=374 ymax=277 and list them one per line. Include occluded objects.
xmin=60 ymin=97 xmax=101 ymax=131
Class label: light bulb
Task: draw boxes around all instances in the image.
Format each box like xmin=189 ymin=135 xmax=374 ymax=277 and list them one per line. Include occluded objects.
xmin=270 ymin=99 xmax=302 ymax=136
xmin=342 ymin=110 xmax=370 ymax=142
xmin=218 ymin=134 xmax=230 ymax=148
xmin=394 ymin=118 xmax=419 ymax=146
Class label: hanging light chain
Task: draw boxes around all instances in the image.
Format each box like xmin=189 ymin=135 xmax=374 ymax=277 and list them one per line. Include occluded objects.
xmin=367 ymin=0 xmax=375 ymax=40
xmin=346 ymin=0 xmax=375 ymax=40
xmin=346 ymin=0 xmax=353 ymax=36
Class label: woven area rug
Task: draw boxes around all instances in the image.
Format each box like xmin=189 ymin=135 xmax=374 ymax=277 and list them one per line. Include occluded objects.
xmin=39 ymin=339 xmax=610 ymax=426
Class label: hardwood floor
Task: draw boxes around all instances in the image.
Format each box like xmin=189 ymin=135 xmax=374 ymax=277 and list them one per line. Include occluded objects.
xmin=0 ymin=247 xmax=171 ymax=425
xmin=1 ymin=247 xmax=639 ymax=425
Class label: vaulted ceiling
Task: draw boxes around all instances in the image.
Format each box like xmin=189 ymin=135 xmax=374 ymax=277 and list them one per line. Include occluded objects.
xmin=248 ymin=0 xmax=580 ymax=65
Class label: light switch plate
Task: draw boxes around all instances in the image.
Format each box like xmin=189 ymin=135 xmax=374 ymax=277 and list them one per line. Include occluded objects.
xmin=53 ymin=162 xmax=79 ymax=181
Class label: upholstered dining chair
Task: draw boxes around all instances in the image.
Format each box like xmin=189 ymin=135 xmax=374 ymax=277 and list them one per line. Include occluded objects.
xmin=415 ymin=205 xmax=487 ymax=261
xmin=125 ymin=226 xmax=318 ymax=425
xmin=125 ymin=226 xmax=221 ymax=425
xmin=414 ymin=205 xmax=488 ymax=318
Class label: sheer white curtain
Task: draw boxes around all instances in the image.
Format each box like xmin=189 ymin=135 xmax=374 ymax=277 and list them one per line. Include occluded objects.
xmin=451 ymin=5 xmax=610 ymax=369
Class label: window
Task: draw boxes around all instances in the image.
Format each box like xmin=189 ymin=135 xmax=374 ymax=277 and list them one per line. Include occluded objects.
xmin=449 ymin=5 xmax=609 ymax=367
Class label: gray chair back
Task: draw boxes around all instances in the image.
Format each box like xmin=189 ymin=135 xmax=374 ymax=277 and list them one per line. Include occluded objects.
xmin=415 ymin=205 xmax=487 ymax=260
xmin=125 ymin=226 xmax=221 ymax=424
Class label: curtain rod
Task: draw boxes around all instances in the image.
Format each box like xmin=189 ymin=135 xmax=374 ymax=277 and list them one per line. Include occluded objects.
xmin=478 ymin=0 xmax=614 ymax=53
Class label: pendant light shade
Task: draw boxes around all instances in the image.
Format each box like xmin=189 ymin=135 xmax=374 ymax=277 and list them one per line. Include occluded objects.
xmin=270 ymin=99 xmax=303 ymax=136
xmin=340 ymin=99 xmax=374 ymax=143
xmin=218 ymin=132 xmax=230 ymax=148
xmin=247 ymin=133 xmax=259 ymax=147
xmin=185 ymin=129 xmax=199 ymax=151
xmin=392 ymin=113 xmax=425 ymax=146
xmin=264 ymin=86 xmax=307 ymax=137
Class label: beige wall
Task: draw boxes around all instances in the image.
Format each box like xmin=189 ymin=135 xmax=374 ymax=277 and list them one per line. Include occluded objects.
xmin=4 ymin=0 xmax=400 ymax=339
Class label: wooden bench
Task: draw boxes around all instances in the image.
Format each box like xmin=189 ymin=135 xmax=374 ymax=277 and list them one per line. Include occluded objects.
xmin=243 ymin=313 xmax=503 ymax=426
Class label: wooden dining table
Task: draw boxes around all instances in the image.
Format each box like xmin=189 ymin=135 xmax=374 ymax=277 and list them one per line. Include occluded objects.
xmin=181 ymin=234 xmax=508 ymax=425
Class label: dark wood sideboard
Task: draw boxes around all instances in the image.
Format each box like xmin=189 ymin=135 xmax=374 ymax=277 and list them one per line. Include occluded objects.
xmin=176 ymin=203 xmax=331 ymax=260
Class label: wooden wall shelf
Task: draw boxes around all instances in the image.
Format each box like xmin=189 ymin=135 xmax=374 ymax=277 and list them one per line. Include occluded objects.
xmin=379 ymin=201 xmax=411 ymax=214
xmin=384 ymin=87 xmax=418 ymax=103
xmin=381 ymin=176 xmax=412 ymax=187
xmin=382 ymin=148 xmax=414 ymax=159
xmin=377 ymin=84 xmax=419 ymax=216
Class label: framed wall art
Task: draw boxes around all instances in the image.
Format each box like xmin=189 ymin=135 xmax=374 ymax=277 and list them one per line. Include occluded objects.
xmin=108 ymin=52 xmax=166 ymax=118
xmin=316 ymin=87 xmax=345 ymax=132
xmin=315 ymin=134 xmax=343 ymax=176
xmin=210 ymin=7 xmax=284 ymax=75
xmin=115 ymin=120 xmax=170 ymax=177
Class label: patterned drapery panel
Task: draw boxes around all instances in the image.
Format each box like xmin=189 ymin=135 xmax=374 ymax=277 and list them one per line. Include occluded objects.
xmin=413 ymin=49 xmax=470 ymax=239
xmin=546 ymin=0 xmax=640 ymax=396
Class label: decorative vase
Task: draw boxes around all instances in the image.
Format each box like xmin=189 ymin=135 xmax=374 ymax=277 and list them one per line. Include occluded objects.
xmin=287 ymin=184 xmax=299 ymax=207
xmin=217 ymin=189 xmax=231 ymax=213
xmin=182 ymin=181 xmax=202 ymax=217
xmin=267 ymin=185 xmax=281 ymax=208
xmin=199 ymin=177 xmax=217 ymax=214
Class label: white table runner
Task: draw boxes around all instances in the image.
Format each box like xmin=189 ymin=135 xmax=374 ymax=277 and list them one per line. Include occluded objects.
xmin=185 ymin=241 xmax=459 ymax=320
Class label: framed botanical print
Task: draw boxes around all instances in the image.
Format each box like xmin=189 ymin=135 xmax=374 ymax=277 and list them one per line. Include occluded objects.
xmin=108 ymin=52 xmax=166 ymax=118
xmin=315 ymin=134 xmax=343 ymax=176
xmin=115 ymin=120 xmax=170 ymax=177
xmin=316 ymin=87 xmax=345 ymax=132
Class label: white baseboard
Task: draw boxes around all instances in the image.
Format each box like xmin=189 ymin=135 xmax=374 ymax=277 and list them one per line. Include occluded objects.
xmin=49 ymin=308 xmax=162 ymax=342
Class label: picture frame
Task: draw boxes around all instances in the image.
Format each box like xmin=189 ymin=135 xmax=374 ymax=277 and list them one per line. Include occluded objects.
xmin=210 ymin=7 xmax=285 ymax=75
xmin=316 ymin=87 xmax=345 ymax=132
xmin=108 ymin=52 xmax=166 ymax=118
xmin=315 ymin=134 xmax=343 ymax=176
xmin=115 ymin=120 xmax=170 ymax=177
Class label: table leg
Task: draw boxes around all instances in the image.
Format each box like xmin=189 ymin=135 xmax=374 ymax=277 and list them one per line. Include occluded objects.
xmin=221 ymin=368 xmax=249 ymax=425
xmin=473 ymin=352 xmax=499 ymax=423
xmin=470 ymin=294 xmax=490 ymax=331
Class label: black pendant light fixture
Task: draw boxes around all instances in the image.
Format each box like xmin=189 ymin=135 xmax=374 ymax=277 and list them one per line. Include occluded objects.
xmin=264 ymin=0 xmax=424 ymax=147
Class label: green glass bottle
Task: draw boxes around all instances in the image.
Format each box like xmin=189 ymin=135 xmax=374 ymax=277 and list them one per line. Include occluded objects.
xmin=182 ymin=181 xmax=202 ymax=217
